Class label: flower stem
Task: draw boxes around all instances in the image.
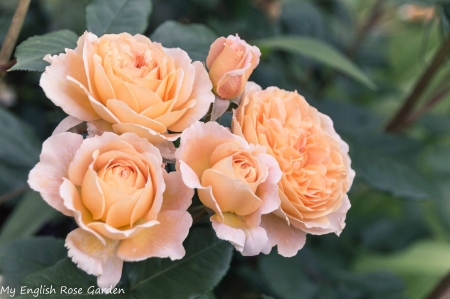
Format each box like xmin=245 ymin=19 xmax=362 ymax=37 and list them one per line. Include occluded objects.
xmin=424 ymin=271 xmax=450 ymax=299
xmin=0 ymin=0 xmax=31 ymax=79
xmin=385 ymin=33 xmax=450 ymax=133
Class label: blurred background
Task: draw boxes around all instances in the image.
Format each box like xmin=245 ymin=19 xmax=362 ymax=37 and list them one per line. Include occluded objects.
xmin=1 ymin=0 xmax=450 ymax=298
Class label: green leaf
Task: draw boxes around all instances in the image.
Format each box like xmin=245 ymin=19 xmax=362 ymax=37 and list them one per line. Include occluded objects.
xmin=0 ymin=190 xmax=59 ymax=246
xmin=128 ymin=226 xmax=233 ymax=299
xmin=259 ymin=251 xmax=317 ymax=299
xmin=10 ymin=30 xmax=78 ymax=72
xmin=253 ymin=36 xmax=376 ymax=89
xmin=0 ymin=107 xmax=41 ymax=193
xmin=0 ymin=237 xmax=66 ymax=289
xmin=348 ymin=133 xmax=433 ymax=200
xmin=86 ymin=0 xmax=152 ymax=36
xmin=353 ymin=241 xmax=450 ymax=299
xmin=151 ymin=21 xmax=218 ymax=62
xmin=21 ymin=258 xmax=130 ymax=298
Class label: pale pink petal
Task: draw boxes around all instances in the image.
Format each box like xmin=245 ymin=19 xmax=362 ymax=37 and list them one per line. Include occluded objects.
xmin=261 ymin=213 xmax=306 ymax=257
xmin=117 ymin=210 xmax=192 ymax=261
xmin=179 ymin=161 xmax=223 ymax=219
xmin=28 ymin=132 xmax=83 ymax=216
xmin=232 ymin=81 xmax=262 ymax=106
xmin=167 ymin=62 xmax=214 ymax=132
xmin=52 ymin=116 xmax=84 ymax=136
xmin=211 ymin=214 xmax=268 ymax=256
xmin=40 ymin=47 xmax=99 ymax=121
xmin=244 ymin=153 xmax=281 ymax=227
xmin=161 ymin=171 xmax=193 ymax=212
xmin=66 ymin=228 xmax=123 ymax=289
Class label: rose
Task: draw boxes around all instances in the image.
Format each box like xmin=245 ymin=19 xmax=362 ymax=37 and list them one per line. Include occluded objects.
xmin=232 ymin=84 xmax=355 ymax=257
xmin=28 ymin=132 xmax=193 ymax=288
xmin=41 ymin=32 xmax=214 ymax=145
xmin=206 ymin=35 xmax=260 ymax=100
xmin=176 ymin=121 xmax=281 ymax=255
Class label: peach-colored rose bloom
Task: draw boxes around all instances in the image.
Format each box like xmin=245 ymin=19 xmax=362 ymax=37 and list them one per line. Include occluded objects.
xmin=28 ymin=132 xmax=193 ymax=288
xmin=176 ymin=121 xmax=281 ymax=256
xmin=41 ymin=32 xmax=214 ymax=145
xmin=232 ymin=84 xmax=355 ymax=257
xmin=206 ymin=35 xmax=260 ymax=100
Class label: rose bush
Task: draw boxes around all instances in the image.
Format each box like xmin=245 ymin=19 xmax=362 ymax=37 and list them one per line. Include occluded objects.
xmin=206 ymin=35 xmax=260 ymax=100
xmin=41 ymin=32 xmax=214 ymax=144
xmin=28 ymin=132 xmax=193 ymax=288
xmin=232 ymin=84 xmax=355 ymax=256
xmin=176 ymin=121 xmax=283 ymax=255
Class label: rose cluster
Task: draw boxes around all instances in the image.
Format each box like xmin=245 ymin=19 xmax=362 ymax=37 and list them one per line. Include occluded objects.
xmin=29 ymin=31 xmax=354 ymax=288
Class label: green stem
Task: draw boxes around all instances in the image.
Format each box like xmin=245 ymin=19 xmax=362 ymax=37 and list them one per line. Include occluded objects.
xmin=385 ymin=33 xmax=450 ymax=132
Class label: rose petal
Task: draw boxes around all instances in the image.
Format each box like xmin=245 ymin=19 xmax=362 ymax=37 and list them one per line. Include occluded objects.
xmin=52 ymin=116 xmax=84 ymax=136
xmin=28 ymin=132 xmax=83 ymax=216
xmin=40 ymin=49 xmax=99 ymax=121
xmin=66 ymin=228 xmax=123 ymax=289
xmin=117 ymin=210 xmax=192 ymax=261
xmin=168 ymin=62 xmax=214 ymax=132
xmin=160 ymin=171 xmax=193 ymax=212
xmin=260 ymin=213 xmax=306 ymax=257
xmin=211 ymin=213 xmax=268 ymax=256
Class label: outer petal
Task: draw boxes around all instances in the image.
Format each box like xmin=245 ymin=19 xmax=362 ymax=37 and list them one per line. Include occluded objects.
xmin=28 ymin=132 xmax=83 ymax=216
xmin=244 ymin=153 xmax=282 ymax=227
xmin=52 ymin=116 xmax=84 ymax=136
xmin=211 ymin=213 xmax=268 ymax=256
xmin=167 ymin=62 xmax=214 ymax=132
xmin=290 ymin=195 xmax=351 ymax=236
xmin=261 ymin=213 xmax=306 ymax=257
xmin=40 ymin=49 xmax=99 ymax=121
xmin=161 ymin=171 xmax=193 ymax=212
xmin=66 ymin=228 xmax=123 ymax=289
xmin=117 ymin=210 xmax=192 ymax=261
xmin=176 ymin=121 xmax=237 ymax=178
xmin=206 ymin=37 xmax=226 ymax=68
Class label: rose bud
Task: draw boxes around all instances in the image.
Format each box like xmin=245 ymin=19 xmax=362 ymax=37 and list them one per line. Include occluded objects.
xmin=206 ymin=35 xmax=261 ymax=100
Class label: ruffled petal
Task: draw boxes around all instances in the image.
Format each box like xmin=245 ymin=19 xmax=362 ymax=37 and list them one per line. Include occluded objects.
xmin=66 ymin=228 xmax=123 ymax=289
xmin=28 ymin=132 xmax=83 ymax=216
xmin=117 ymin=210 xmax=192 ymax=261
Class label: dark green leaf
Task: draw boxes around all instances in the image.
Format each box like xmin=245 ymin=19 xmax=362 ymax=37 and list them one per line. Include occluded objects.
xmin=86 ymin=0 xmax=152 ymax=36
xmin=0 ymin=190 xmax=59 ymax=246
xmin=253 ymin=36 xmax=376 ymax=89
xmin=128 ymin=226 xmax=233 ymax=299
xmin=10 ymin=30 xmax=78 ymax=72
xmin=0 ymin=107 xmax=40 ymax=193
xmin=0 ymin=237 xmax=66 ymax=289
xmin=21 ymin=258 xmax=130 ymax=298
xmin=151 ymin=21 xmax=217 ymax=62
xmin=259 ymin=251 xmax=317 ymax=299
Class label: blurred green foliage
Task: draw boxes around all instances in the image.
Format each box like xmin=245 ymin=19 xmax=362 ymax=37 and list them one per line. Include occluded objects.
xmin=2 ymin=0 xmax=450 ymax=298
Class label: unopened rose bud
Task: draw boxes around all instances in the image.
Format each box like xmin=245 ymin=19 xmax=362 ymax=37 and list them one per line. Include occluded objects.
xmin=206 ymin=35 xmax=261 ymax=100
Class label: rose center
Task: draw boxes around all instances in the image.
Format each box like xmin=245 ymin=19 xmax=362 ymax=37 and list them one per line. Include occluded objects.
xmin=232 ymin=156 xmax=257 ymax=183
xmin=134 ymin=54 xmax=146 ymax=68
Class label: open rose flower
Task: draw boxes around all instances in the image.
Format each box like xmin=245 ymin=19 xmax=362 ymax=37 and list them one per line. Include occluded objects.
xmin=232 ymin=84 xmax=355 ymax=257
xmin=41 ymin=32 xmax=214 ymax=145
xmin=206 ymin=35 xmax=260 ymax=100
xmin=28 ymin=132 xmax=193 ymax=288
xmin=176 ymin=121 xmax=281 ymax=256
